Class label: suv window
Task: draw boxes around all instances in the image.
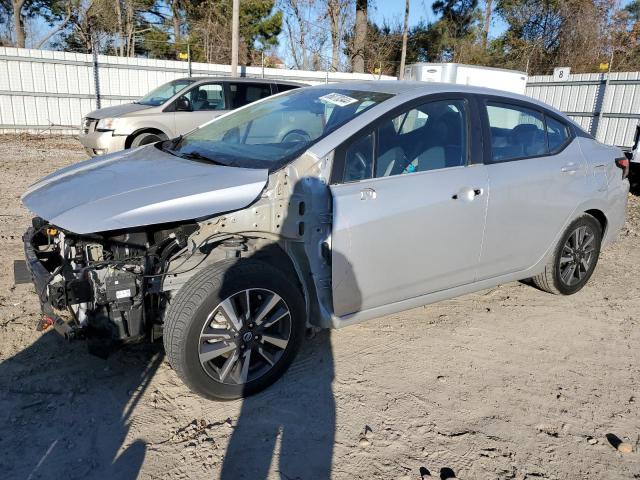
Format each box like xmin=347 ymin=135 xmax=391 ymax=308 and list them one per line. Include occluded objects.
xmin=187 ymin=83 xmax=225 ymax=111
xmin=486 ymin=102 xmax=547 ymax=161
xmin=228 ymin=82 xmax=272 ymax=109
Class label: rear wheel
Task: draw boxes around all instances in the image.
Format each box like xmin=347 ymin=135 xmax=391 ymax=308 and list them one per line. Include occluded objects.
xmin=163 ymin=259 xmax=305 ymax=400
xmin=130 ymin=131 xmax=167 ymax=148
xmin=531 ymin=214 xmax=602 ymax=295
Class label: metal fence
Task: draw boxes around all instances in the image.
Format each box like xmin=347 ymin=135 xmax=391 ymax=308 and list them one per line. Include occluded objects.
xmin=1 ymin=46 xmax=639 ymax=148
xmin=0 ymin=47 xmax=394 ymax=134
xmin=526 ymin=72 xmax=640 ymax=149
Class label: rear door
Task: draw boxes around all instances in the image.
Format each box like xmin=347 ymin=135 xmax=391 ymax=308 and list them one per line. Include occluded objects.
xmin=477 ymin=98 xmax=586 ymax=279
xmin=226 ymin=81 xmax=273 ymax=110
xmin=330 ymin=95 xmax=489 ymax=317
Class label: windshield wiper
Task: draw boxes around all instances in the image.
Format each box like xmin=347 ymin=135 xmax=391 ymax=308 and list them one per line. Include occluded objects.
xmin=178 ymin=151 xmax=225 ymax=165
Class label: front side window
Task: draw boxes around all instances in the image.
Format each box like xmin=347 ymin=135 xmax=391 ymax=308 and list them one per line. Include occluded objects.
xmin=337 ymin=99 xmax=468 ymax=183
xmin=486 ymin=103 xmax=547 ymax=161
xmin=377 ymin=100 xmax=468 ymax=177
xmin=343 ymin=132 xmax=374 ymax=182
xmin=185 ymin=83 xmax=225 ymax=111
xmin=166 ymin=88 xmax=393 ymax=171
xmin=228 ymin=82 xmax=272 ymax=109
xmin=138 ymin=79 xmax=194 ymax=106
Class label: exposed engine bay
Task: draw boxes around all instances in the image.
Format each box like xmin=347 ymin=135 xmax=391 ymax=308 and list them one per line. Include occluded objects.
xmin=27 ymin=217 xmax=198 ymax=345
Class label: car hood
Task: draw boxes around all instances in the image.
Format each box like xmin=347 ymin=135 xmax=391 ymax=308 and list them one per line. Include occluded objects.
xmin=85 ymin=103 xmax=153 ymax=119
xmin=22 ymin=145 xmax=269 ymax=234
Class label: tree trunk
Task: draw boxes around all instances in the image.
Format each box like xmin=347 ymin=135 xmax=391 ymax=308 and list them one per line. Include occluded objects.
xmin=398 ymin=0 xmax=409 ymax=79
xmin=12 ymin=0 xmax=26 ymax=48
xmin=171 ymin=0 xmax=182 ymax=45
xmin=482 ymin=0 xmax=493 ymax=50
xmin=328 ymin=0 xmax=340 ymax=71
xmin=353 ymin=0 xmax=367 ymax=73
xmin=114 ymin=0 xmax=124 ymax=56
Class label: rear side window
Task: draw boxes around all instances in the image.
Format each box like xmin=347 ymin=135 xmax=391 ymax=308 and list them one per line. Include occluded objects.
xmin=486 ymin=103 xmax=546 ymax=161
xmin=228 ymin=82 xmax=272 ymax=109
xmin=546 ymin=115 xmax=570 ymax=153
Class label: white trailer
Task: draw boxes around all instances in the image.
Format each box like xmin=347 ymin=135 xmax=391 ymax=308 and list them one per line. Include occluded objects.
xmin=404 ymin=63 xmax=528 ymax=95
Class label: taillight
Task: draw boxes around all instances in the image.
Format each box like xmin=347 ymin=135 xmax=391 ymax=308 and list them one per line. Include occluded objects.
xmin=615 ymin=157 xmax=629 ymax=179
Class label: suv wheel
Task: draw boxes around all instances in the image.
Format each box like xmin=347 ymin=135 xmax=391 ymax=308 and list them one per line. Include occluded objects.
xmin=531 ymin=214 xmax=602 ymax=295
xmin=163 ymin=259 xmax=305 ymax=400
xmin=130 ymin=131 xmax=167 ymax=148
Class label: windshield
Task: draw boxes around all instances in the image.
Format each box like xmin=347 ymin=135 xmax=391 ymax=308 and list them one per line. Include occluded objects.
xmin=165 ymin=87 xmax=394 ymax=171
xmin=138 ymin=79 xmax=195 ymax=106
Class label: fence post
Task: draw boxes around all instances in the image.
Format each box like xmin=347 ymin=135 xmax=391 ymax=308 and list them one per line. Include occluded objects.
xmin=187 ymin=44 xmax=192 ymax=77
xmin=595 ymin=52 xmax=614 ymax=142
xmin=92 ymin=40 xmax=101 ymax=109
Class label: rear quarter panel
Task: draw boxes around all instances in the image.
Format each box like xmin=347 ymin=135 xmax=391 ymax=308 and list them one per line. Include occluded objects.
xmin=576 ymin=137 xmax=629 ymax=246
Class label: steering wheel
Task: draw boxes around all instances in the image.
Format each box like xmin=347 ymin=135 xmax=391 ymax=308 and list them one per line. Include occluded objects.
xmin=281 ymin=130 xmax=311 ymax=143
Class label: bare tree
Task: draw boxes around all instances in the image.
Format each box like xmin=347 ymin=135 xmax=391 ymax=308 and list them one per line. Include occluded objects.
xmin=35 ymin=0 xmax=81 ymax=49
xmin=352 ymin=0 xmax=366 ymax=72
xmin=281 ymin=0 xmax=326 ymax=70
xmin=398 ymin=0 xmax=409 ymax=79
xmin=326 ymin=0 xmax=352 ymax=71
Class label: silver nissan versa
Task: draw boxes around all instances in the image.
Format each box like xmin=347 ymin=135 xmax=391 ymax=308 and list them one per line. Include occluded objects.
xmin=18 ymin=81 xmax=629 ymax=400
xmin=78 ymin=77 xmax=302 ymax=156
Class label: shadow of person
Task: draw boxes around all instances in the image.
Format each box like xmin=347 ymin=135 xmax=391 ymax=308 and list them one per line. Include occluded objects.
xmin=219 ymin=175 xmax=361 ymax=479
xmin=0 ymin=328 xmax=163 ymax=479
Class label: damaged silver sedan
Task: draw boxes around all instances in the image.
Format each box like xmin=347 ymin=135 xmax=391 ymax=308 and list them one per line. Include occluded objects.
xmin=18 ymin=82 xmax=629 ymax=399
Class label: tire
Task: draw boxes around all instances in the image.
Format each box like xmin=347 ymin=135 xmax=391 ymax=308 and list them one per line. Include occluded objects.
xmin=130 ymin=131 xmax=167 ymax=148
xmin=531 ymin=214 xmax=602 ymax=295
xmin=163 ymin=259 xmax=305 ymax=400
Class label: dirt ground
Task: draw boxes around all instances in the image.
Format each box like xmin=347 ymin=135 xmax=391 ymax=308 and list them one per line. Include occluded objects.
xmin=0 ymin=134 xmax=639 ymax=480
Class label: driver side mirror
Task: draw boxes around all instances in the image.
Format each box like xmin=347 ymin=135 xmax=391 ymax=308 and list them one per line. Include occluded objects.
xmin=175 ymin=96 xmax=191 ymax=112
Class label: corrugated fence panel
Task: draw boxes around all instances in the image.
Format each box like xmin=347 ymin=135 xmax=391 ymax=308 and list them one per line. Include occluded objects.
xmin=0 ymin=46 xmax=636 ymax=145
xmin=0 ymin=46 xmax=395 ymax=134
xmin=526 ymin=71 xmax=639 ymax=148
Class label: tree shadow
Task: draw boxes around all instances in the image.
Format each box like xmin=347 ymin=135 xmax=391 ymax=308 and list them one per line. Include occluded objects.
xmin=219 ymin=175 xmax=361 ymax=479
xmin=0 ymin=329 xmax=162 ymax=479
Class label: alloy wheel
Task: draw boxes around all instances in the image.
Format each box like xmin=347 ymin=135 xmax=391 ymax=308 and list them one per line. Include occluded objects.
xmin=198 ymin=289 xmax=292 ymax=385
xmin=559 ymin=225 xmax=596 ymax=286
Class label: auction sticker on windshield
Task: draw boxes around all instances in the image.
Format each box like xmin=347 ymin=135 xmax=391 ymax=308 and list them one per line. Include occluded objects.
xmin=320 ymin=92 xmax=358 ymax=107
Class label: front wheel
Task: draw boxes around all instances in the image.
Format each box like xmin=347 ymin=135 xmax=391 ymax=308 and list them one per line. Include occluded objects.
xmin=163 ymin=259 xmax=305 ymax=400
xmin=130 ymin=131 xmax=167 ymax=148
xmin=531 ymin=214 xmax=602 ymax=295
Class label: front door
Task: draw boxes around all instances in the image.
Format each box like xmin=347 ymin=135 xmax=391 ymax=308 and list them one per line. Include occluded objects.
xmin=173 ymin=82 xmax=227 ymax=134
xmin=330 ymin=97 xmax=489 ymax=317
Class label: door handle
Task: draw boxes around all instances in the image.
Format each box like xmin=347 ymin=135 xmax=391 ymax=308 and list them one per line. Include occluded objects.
xmin=452 ymin=187 xmax=483 ymax=201
xmin=561 ymin=163 xmax=579 ymax=174
xmin=360 ymin=187 xmax=377 ymax=200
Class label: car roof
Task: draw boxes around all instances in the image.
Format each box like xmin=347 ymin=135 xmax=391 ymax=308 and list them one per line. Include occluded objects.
xmin=179 ymin=76 xmax=305 ymax=87
xmin=311 ymin=80 xmax=568 ymax=117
